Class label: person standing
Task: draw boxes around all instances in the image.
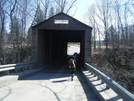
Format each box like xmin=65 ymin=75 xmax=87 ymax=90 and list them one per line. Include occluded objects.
xmin=68 ymin=58 xmax=76 ymax=81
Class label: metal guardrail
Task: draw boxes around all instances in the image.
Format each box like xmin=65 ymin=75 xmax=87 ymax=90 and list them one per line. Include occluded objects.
xmin=0 ymin=62 xmax=37 ymax=74
xmin=85 ymin=63 xmax=134 ymax=101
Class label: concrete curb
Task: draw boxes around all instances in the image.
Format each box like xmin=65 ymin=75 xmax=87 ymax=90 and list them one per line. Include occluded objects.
xmin=0 ymin=75 xmax=19 ymax=87
xmin=74 ymin=75 xmax=88 ymax=101
xmin=0 ymin=68 xmax=44 ymax=88
xmin=82 ymin=70 xmax=123 ymax=101
xmin=0 ymin=62 xmax=58 ymax=88
xmin=14 ymin=68 xmax=44 ymax=80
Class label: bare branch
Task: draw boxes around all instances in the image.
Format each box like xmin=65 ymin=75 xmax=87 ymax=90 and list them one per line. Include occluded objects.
xmin=66 ymin=0 xmax=77 ymax=14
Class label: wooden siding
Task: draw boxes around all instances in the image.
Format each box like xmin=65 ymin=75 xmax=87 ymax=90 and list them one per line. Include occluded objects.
xmin=32 ymin=12 xmax=92 ymax=67
xmin=85 ymin=29 xmax=92 ymax=63
xmin=32 ymin=13 xmax=92 ymax=30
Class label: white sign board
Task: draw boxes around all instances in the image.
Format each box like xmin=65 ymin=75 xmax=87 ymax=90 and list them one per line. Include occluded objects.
xmin=54 ymin=20 xmax=69 ymax=24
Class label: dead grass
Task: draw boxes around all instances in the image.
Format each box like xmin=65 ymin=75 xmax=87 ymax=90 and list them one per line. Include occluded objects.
xmin=91 ymin=48 xmax=134 ymax=94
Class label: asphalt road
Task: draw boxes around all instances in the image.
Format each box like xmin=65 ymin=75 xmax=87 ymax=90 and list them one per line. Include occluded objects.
xmin=0 ymin=57 xmax=99 ymax=101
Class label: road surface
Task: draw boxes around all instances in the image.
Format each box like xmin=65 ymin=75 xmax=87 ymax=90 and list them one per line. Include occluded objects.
xmin=0 ymin=57 xmax=99 ymax=101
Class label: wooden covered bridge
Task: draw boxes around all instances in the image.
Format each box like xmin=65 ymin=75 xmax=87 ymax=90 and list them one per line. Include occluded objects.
xmin=32 ymin=12 xmax=92 ymax=68
xmin=0 ymin=12 xmax=134 ymax=101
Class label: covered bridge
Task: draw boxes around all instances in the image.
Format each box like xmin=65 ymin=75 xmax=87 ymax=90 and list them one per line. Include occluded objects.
xmin=32 ymin=12 xmax=92 ymax=68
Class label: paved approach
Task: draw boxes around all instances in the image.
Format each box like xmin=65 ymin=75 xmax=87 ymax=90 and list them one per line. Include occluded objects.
xmin=0 ymin=58 xmax=99 ymax=101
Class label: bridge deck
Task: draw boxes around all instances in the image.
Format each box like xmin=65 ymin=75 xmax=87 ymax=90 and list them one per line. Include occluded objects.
xmin=0 ymin=58 xmax=99 ymax=101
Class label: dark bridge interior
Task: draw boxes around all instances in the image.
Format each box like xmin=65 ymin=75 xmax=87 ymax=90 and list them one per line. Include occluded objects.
xmin=38 ymin=29 xmax=85 ymax=67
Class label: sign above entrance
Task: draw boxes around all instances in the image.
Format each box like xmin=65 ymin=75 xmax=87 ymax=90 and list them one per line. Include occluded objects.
xmin=54 ymin=20 xmax=69 ymax=24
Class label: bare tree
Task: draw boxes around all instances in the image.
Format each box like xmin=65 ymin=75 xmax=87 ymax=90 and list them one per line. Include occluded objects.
xmin=54 ymin=0 xmax=78 ymax=14
xmin=0 ymin=0 xmax=18 ymax=64
xmin=41 ymin=0 xmax=50 ymax=20
xmin=86 ymin=4 xmax=97 ymax=51
xmin=48 ymin=7 xmax=55 ymax=18
xmin=96 ymin=0 xmax=113 ymax=50
xmin=0 ymin=0 xmax=5 ymax=64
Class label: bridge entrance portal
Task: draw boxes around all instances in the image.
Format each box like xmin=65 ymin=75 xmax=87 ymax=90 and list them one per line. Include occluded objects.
xmin=32 ymin=12 xmax=92 ymax=68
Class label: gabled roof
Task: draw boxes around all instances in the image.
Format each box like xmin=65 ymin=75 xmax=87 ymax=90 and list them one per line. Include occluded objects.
xmin=32 ymin=12 xmax=92 ymax=29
